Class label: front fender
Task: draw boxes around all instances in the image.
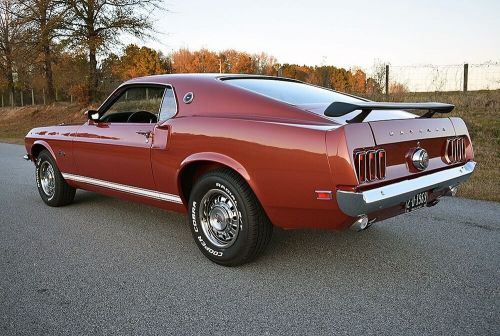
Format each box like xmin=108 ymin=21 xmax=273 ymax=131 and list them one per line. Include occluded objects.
xmin=31 ymin=140 xmax=57 ymax=163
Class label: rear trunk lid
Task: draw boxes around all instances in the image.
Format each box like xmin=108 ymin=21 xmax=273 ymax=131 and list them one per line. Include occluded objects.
xmin=368 ymin=118 xmax=455 ymax=145
xmin=326 ymin=116 xmax=473 ymax=191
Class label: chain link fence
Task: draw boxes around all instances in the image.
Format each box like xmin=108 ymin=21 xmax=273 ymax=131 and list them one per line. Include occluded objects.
xmin=366 ymin=61 xmax=500 ymax=93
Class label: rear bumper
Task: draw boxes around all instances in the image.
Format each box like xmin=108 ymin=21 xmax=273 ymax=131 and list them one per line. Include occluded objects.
xmin=337 ymin=161 xmax=476 ymax=217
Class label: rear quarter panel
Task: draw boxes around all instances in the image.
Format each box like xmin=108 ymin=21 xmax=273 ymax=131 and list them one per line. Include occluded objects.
xmin=153 ymin=116 xmax=339 ymax=229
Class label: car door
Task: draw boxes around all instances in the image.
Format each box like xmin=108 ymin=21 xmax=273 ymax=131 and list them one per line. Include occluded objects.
xmin=73 ymin=85 xmax=165 ymax=191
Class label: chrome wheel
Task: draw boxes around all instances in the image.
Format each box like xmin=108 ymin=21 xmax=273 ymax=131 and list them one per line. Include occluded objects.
xmin=39 ymin=161 xmax=55 ymax=198
xmin=199 ymin=189 xmax=241 ymax=248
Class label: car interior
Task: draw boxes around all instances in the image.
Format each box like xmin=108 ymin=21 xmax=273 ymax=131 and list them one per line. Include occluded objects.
xmin=98 ymin=86 xmax=175 ymax=124
xmin=100 ymin=111 xmax=158 ymax=123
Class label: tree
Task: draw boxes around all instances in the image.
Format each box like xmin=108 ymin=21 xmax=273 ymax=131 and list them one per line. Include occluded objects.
xmin=111 ymin=44 xmax=169 ymax=80
xmin=52 ymin=51 xmax=88 ymax=101
xmin=0 ymin=0 xmax=23 ymax=99
xmin=350 ymin=68 xmax=367 ymax=93
xmin=16 ymin=0 xmax=69 ymax=102
xmin=171 ymin=48 xmax=196 ymax=73
xmin=191 ymin=48 xmax=219 ymax=73
xmin=65 ymin=0 xmax=161 ymax=102
xmin=253 ymin=52 xmax=277 ymax=75
xmin=221 ymin=49 xmax=254 ymax=74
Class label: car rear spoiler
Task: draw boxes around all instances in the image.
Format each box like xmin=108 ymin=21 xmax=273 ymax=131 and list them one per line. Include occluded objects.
xmin=324 ymin=101 xmax=455 ymax=123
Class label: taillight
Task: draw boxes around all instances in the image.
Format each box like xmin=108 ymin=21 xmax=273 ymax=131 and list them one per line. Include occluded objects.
xmin=445 ymin=137 xmax=466 ymax=163
xmin=354 ymin=149 xmax=386 ymax=183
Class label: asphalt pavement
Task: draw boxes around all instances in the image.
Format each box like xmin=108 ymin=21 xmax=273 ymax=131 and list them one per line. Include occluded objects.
xmin=0 ymin=143 xmax=499 ymax=335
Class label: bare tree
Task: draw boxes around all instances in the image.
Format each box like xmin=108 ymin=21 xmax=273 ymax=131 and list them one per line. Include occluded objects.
xmin=16 ymin=0 xmax=69 ymax=102
xmin=65 ymin=0 xmax=161 ymax=102
xmin=0 ymin=0 xmax=23 ymax=99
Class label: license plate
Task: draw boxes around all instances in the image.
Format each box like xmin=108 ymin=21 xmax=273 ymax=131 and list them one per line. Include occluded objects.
xmin=405 ymin=191 xmax=428 ymax=212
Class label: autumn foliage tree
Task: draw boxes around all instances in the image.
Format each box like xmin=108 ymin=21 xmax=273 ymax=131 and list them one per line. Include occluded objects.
xmin=65 ymin=0 xmax=161 ymax=102
xmin=17 ymin=0 xmax=68 ymax=102
xmin=171 ymin=48 xmax=277 ymax=75
xmin=0 ymin=0 xmax=23 ymax=98
xmin=111 ymin=44 xmax=170 ymax=80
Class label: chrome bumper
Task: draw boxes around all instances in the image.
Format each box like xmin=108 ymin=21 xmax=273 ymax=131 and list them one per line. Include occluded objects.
xmin=337 ymin=161 xmax=476 ymax=217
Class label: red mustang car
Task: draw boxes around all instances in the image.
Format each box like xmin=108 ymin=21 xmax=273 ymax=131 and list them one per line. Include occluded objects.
xmin=24 ymin=74 xmax=476 ymax=265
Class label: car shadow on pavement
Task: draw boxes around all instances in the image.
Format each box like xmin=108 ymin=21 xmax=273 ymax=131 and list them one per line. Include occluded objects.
xmin=69 ymin=189 xmax=428 ymax=275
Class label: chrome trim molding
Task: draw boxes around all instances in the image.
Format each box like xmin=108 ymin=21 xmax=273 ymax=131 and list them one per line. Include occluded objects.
xmin=61 ymin=173 xmax=183 ymax=204
xmin=337 ymin=161 xmax=476 ymax=217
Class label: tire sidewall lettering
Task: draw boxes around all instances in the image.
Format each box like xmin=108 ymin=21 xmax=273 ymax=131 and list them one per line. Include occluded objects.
xmin=191 ymin=200 xmax=199 ymax=233
xmin=190 ymin=199 xmax=224 ymax=257
xmin=215 ymin=182 xmax=237 ymax=207
xmin=35 ymin=158 xmax=42 ymax=189
xmin=197 ymin=235 xmax=223 ymax=257
xmin=189 ymin=178 xmax=249 ymax=261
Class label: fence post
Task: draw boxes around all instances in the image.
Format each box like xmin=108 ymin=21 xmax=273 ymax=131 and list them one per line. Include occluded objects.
xmin=463 ymin=63 xmax=468 ymax=92
xmin=385 ymin=65 xmax=390 ymax=97
xmin=55 ymin=89 xmax=58 ymax=102
xmin=70 ymin=95 xmax=73 ymax=103
xmin=10 ymin=91 xmax=14 ymax=107
xmin=32 ymin=89 xmax=35 ymax=105
xmin=1 ymin=94 xmax=3 ymax=107
xmin=43 ymin=88 xmax=46 ymax=105
xmin=20 ymin=91 xmax=24 ymax=106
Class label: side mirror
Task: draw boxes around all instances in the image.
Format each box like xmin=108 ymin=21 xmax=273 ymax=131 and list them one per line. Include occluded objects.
xmin=85 ymin=109 xmax=100 ymax=121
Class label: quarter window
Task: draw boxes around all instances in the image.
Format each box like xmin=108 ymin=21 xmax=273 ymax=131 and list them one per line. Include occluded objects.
xmin=159 ymin=88 xmax=177 ymax=121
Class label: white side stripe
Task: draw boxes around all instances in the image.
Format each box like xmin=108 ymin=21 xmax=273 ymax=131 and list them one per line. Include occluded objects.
xmin=61 ymin=173 xmax=183 ymax=204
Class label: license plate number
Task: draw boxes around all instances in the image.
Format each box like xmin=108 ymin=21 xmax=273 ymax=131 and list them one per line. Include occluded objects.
xmin=405 ymin=191 xmax=428 ymax=212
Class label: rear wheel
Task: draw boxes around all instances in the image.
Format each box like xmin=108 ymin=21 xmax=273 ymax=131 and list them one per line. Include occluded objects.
xmin=36 ymin=150 xmax=76 ymax=207
xmin=188 ymin=169 xmax=273 ymax=266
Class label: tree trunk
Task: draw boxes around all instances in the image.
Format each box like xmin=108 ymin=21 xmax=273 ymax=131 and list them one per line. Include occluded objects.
xmin=40 ymin=11 xmax=55 ymax=103
xmin=4 ymin=46 xmax=15 ymax=102
xmin=43 ymin=45 xmax=55 ymax=102
xmin=88 ymin=46 xmax=98 ymax=103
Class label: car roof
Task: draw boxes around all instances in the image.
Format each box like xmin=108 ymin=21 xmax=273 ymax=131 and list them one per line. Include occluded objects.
xmin=118 ymin=73 xmax=335 ymax=125
xmin=125 ymin=73 xmax=300 ymax=85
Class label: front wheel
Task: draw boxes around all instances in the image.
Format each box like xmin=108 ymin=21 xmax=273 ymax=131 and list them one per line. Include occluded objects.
xmin=188 ymin=169 xmax=273 ymax=266
xmin=35 ymin=150 xmax=76 ymax=207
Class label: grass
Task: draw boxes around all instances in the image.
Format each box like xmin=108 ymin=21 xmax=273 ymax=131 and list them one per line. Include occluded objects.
xmin=0 ymin=102 xmax=88 ymax=144
xmin=1 ymin=91 xmax=498 ymax=202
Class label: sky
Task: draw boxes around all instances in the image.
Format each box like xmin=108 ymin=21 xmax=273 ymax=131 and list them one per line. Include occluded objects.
xmin=144 ymin=0 xmax=500 ymax=69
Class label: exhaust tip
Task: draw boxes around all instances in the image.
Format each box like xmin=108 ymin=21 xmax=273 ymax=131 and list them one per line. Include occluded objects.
xmin=445 ymin=186 xmax=459 ymax=197
xmin=350 ymin=215 xmax=369 ymax=231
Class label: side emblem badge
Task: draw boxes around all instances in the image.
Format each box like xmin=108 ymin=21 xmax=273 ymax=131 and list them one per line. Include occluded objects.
xmin=412 ymin=148 xmax=429 ymax=171
xmin=183 ymin=92 xmax=194 ymax=104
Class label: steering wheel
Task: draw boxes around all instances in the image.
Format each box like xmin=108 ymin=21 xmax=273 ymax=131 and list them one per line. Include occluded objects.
xmin=127 ymin=111 xmax=158 ymax=123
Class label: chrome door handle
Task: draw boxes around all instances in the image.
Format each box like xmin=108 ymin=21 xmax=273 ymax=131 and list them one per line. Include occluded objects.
xmin=136 ymin=130 xmax=152 ymax=143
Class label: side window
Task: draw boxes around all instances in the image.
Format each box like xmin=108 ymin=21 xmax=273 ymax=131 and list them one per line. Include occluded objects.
xmin=158 ymin=88 xmax=177 ymax=122
xmin=101 ymin=86 xmax=165 ymax=123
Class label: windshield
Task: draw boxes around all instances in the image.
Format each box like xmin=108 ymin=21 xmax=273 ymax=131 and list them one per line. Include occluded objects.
xmin=222 ymin=78 xmax=364 ymax=106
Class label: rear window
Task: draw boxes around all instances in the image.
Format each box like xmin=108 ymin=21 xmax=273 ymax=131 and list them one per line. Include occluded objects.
xmin=222 ymin=78 xmax=363 ymax=106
